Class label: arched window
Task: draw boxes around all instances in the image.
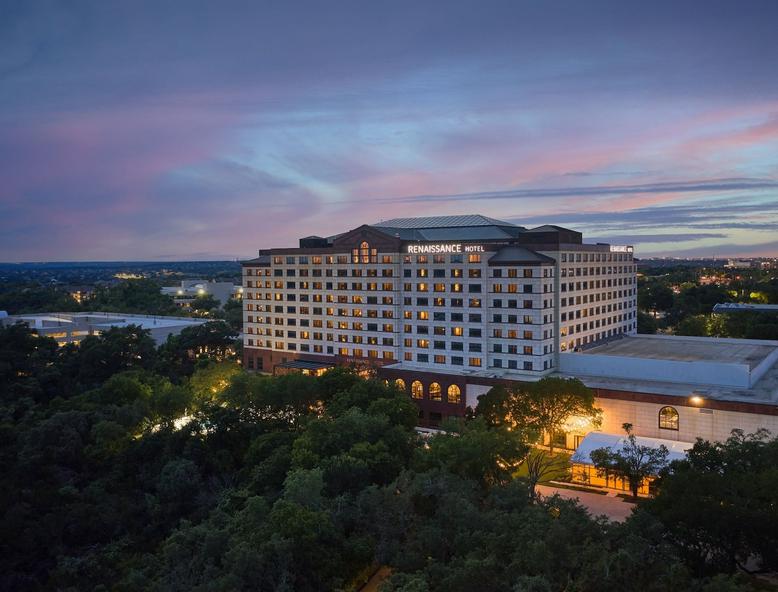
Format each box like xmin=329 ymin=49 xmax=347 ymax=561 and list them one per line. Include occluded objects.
xmin=360 ymin=241 xmax=371 ymax=263
xmin=429 ymin=382 xmax=442 ymax=401
xmin=659 ymin=406 xmax=679 ymax=430
xmin=447 ymin=384 xmax=461 ymax=404
xmin=395 ymin=378 xmax=406 ymax=391
xmin=411 ymin=380 xmax=424 ymax=399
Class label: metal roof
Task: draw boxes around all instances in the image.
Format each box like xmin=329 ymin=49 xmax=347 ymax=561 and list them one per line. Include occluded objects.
xmin=571 ymin=431 xmax=693 ymax=465
xmin=488 ymin=246 xmax=556 ymax=265
xmin=373 ymin=214 xmax=516 ymax=229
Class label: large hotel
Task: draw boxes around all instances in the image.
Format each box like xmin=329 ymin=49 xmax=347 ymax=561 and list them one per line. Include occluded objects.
xmin=242 ymin=214 xmax=778 ymax=487
xmin=242 ymin=215 xmax=637 ymax=375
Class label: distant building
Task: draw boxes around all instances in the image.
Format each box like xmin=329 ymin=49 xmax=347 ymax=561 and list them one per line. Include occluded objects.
xmin=713 ymin=303 xmax=778 ymax=313
xmin=725 ymin=259 xmax=754 ymax=269
xmin=161 ymin=280 xmax=242 ymax=308
xmin=0 ymin=312 xmax=207 ymax=345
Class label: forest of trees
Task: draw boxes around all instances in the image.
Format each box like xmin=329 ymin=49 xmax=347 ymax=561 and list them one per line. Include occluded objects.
xmin=2 ymin=322 xmax=777 ymax=591
xmin=0 ymin=279 xmax=244 ymax=333
xmin=637 ymin=266 xmax=778 ymax=339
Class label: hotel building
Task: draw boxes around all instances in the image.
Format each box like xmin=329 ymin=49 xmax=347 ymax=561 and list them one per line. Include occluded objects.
xmin=242 ymin=215 xmax=637 ymax=415
xmin=241 ymin=215 xmax=778 ymax=493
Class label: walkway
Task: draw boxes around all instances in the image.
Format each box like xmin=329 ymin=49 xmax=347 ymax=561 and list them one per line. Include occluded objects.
xmin=536 ymin=484 xmax=636 ymax=522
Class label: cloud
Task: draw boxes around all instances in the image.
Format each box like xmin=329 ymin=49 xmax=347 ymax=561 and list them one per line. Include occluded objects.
xmin=647 ymin=239 xmax=778 ymax=258
xmin=365 ymin=178 xmax=778 ymax=205
xmin=591 ymin=233 xmax=727 ymax=244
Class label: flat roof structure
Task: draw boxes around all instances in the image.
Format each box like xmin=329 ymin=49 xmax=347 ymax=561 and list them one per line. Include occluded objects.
xmin=1 ymin=312 xmax=208 ymax=345
xmin=713 ymin=303 xmax=778 ymax=313
xmin=552 ymin=334 xmax=778 ymax=413
xmin=579 ymin=335 xmax=775 ymax=370
xmin=571 ymin=431 xmax=694 ymax=465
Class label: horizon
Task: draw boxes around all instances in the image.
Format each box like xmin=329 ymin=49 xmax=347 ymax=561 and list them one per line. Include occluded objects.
xmin=2 ymin=1 xmax=778 ymax=261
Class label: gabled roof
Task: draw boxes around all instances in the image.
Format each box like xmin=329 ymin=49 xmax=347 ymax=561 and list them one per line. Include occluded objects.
xmin=370 ymin=214 xmax=525 ymax=242
xmin=488 ymin=246 xmax=555 ymax=266
xmin=373 ymin=214 xmax=515 ymax=229
xmin=525 ymin=224 xmax=576 ymax=233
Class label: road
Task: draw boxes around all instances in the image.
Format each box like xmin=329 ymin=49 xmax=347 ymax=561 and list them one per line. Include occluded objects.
xmin=536 ymin=484 xmax=636 ymax=522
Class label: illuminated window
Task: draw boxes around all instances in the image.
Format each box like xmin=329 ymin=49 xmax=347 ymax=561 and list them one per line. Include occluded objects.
xmin=659 ymin=406 xmax=679 ymax=430
xmin=395 ymin=378 xmax=406 ymax=391
xmin=411 ymin=380 xmax=424 ymax=399
xmin=429 ymin=382 xmax=442 ymax=401
xmin=468 ymin=254 xmax=481 ymax=263
xmin=447 ymin=384 xmax=461 ymax=404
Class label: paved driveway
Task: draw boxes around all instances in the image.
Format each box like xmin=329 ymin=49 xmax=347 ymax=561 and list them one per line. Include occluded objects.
xmin=536 ymin=484 xmax=636 ymax=522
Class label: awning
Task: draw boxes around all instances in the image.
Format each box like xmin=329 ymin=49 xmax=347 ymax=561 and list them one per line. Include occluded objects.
xmin=572 ymin=431 xmax=694 ymax=465
xmin=275 ymin=360 xmax=334 ymax=371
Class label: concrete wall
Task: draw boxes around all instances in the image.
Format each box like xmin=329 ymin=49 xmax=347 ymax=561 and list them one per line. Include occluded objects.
xmin=595 ymin=397 xmax=778 ymax=444
xmin=559 ymin=352 xmax=752 ymax=388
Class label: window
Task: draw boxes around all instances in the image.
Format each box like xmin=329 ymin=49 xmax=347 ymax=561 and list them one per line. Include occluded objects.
xmin=429 ymin=382 xmax=442 ymax=401
xmin=447 ymin=384 xmax=461 ymax=404
xmin=659 ymin=406 xmax=679 ymax=430
xmin=411 ymin=380 xmax=424 ymax=399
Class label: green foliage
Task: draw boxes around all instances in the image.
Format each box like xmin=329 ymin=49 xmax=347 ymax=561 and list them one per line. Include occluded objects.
xmin=589 ymin=423 xmax=670 ymax=499
xmin=189 ymin=294 xmax=220 ymax=313
xmin=89 ymin=279 xmax=180 ymax=316
xmin=156 ymin=320 xmax=238 ymax=380
xmin=416 ymin=418 xmax=528 ymax=489
xmin=0 ymin=284 xmax=81 ymax=314
xmin=0 ymin=323 xmax=768 ymax=591
xmin=476 ymin=377 xmax=601 ymax=451
xmin=222 ymin=297 xmax=244 ymax=331
xmin=636 ymin=310 xmax=658 ymax=334
xmin=644 ymin=429 xmax=778 ymax=575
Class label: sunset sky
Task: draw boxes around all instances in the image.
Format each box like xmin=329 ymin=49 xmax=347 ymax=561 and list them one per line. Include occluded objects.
xmin=2 ymin=0 xmax=778 ymax=261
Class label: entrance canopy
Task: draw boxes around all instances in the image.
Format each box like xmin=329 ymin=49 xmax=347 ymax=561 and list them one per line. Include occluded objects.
xmin=273 ymin=359 xmax=334 ymax=376
xmin=572 ymin=431 xmax=694 ymax=466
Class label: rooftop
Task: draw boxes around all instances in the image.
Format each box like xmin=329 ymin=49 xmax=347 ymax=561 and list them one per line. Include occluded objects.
xmin=4 ymin=312 xmax=207 ymax=330
xmin=571 ymin=431 xmax=693 ymax=465
xmin=372 ymin=214 xmax=515 ymax=229
xmin=581 ymin=334 xmax=775 ymax=370
xmin=370 ymin=214 xmax=525 ymax=242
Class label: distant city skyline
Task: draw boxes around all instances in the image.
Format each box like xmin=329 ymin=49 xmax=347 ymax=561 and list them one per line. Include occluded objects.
xmin=2 ymin=0 xmax=777 ymax=261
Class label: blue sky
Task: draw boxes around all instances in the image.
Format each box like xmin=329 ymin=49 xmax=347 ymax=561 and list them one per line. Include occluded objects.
xmin=1 ymin=0 xmax=777 ymax=261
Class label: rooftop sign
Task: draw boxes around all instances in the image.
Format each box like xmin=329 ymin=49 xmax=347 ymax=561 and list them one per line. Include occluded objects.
xmin=407 ymin=243 xmax=485 ymax=254
xmin=609 ymin=245 xmax=633 ymax=253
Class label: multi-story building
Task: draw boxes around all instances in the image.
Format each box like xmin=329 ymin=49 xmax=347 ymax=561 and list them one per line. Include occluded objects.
xmin=241 ymin=215 xmax=778 ymax=494
xmin=241 ymin=215 xmax=637 ymax=404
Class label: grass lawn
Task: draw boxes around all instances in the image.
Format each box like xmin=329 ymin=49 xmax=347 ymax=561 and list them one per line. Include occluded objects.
xmin=514 ymin=449 xmax=572 ymax=483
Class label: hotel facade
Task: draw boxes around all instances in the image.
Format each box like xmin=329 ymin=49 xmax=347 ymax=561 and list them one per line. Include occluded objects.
xmin=242 ymin=215 xmax=638 ymax=421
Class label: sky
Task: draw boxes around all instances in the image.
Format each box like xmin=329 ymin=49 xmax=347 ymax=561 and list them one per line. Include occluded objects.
xmin=2 ymin=0 xmax=778 ymax=262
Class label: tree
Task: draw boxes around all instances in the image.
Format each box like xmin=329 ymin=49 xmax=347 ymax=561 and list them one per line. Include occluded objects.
xmin=189 ymin=294 xmax=220 ymax=315
xmin=417 ymin=417 xmax=528 ymax=489
xmin=644 ymin=429 xmax=778 ymax=575
xmin=222 ymin=297 xmax=243 ymax=332
xmin=89 ymin=279 xmax=179 ymax=316
xmin=477 ymin=377 xmax=601 ymax=453
xmin=675 ymin=314 xmax=708 ymax=336
xmin=637 ymin=310 xmax=658 ymax=334
xmin=523 ymin=448 xmax=570 ymax=502
xmin=62 ymin=325 xmax=157 ymax=388
xmin=590 ymin=423 xmax=669 ymax=499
